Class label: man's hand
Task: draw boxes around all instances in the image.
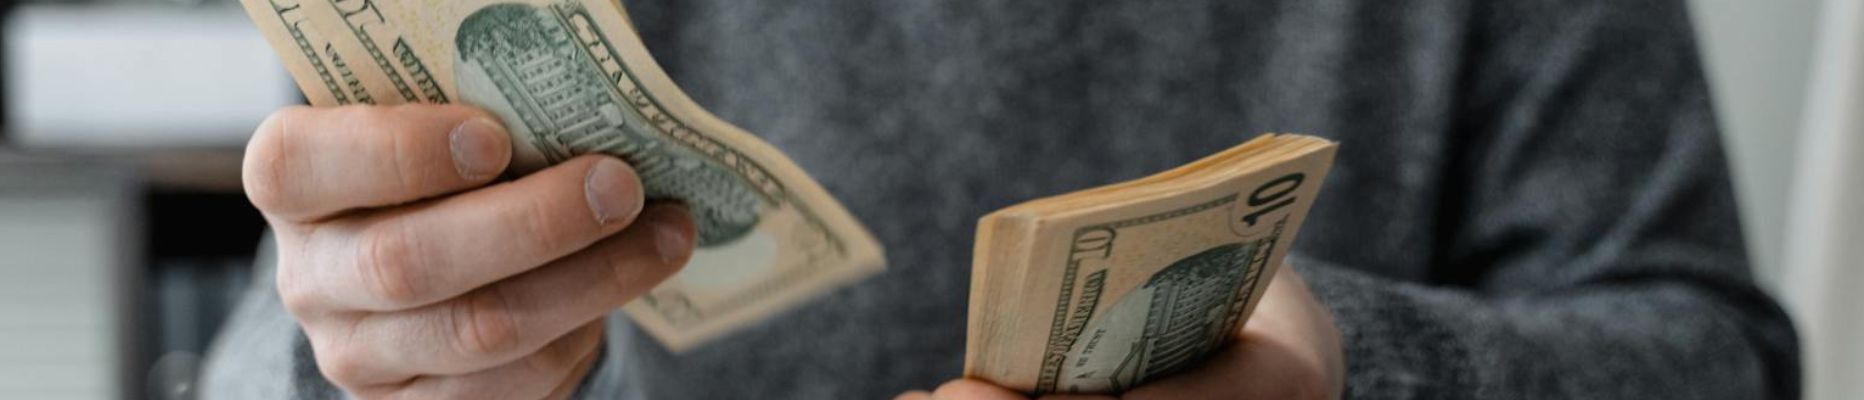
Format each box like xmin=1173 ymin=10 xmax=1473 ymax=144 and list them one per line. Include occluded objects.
xmin=899 ymin=267 xmax=1345 ymax=400
xmin=244 ymin=104 xmax=697 ymax=399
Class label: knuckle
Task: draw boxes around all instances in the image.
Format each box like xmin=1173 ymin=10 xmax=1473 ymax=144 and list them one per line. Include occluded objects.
xmin=309 ymin=337 xmax=371 ymax=387
xmin=516 ymin=198 xmax=572 ymax=256
xmin=358 ymin=224 xmax=426 ymax=306
xmin=363 ymin=104 xmax=462 ymax=194
xmin=523 ymin=347 xmax=582 ymax=381
xmin=597 ymin=240 xmax=639 ymax=295
xmin=507 ymin=195 xmax=577 ymax=260
xmin=376 ymin=114 xmax=422 ymax=193
xmin=450 ymin=289 xmax=522 ymax=359
xmin=521 ymin=326 xmax=601 ymax=388
xmin=276 ymin=228 xmax=337 ymax=316
xmin=276 ymin=269 xmax=320 ymax=316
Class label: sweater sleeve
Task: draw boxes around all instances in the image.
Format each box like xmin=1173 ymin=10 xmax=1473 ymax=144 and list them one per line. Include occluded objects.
xmin=1293 ymin=1 xmax=1798 ymax=399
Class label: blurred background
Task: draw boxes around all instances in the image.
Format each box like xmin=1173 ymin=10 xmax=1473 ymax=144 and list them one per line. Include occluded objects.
xmin=0 ymin=0 xmax=1855 ymax=399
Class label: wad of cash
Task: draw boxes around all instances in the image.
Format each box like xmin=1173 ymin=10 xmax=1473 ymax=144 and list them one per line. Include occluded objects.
xmin=236 ymin=0 xmax=885 ymax=351
xmin=965 ymin=134 xmax=1336 ymax=394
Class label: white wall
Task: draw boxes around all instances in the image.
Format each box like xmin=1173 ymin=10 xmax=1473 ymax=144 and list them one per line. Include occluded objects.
xmin=1687 ymin=0 xmax=1821 ymax=290
xmin=1690 ymin=1 xmax=1862 ymax=399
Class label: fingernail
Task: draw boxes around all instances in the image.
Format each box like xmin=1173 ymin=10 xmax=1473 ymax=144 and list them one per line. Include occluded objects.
xmin=584 ymin=159 xmax=644 ymax=225
xmin=450 ymin=118 xmax=510 ymax=180
xmin=652 ymin=209 xmax=693 ymax=265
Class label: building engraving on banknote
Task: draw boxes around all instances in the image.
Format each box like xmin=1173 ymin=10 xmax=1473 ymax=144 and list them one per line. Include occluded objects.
xmin=454 ymin=3 xmax=763 ymax=246
xmin=1036 ymin=194 xmax=1285 ymax=393
xmin=447 ymin=2 xmax=864 ymax=331
xmin=550 ymin=1 xmax=855 ymax=252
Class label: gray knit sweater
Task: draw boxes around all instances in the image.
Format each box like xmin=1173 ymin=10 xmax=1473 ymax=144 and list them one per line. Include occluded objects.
xmin=201 ymin=0 xmax=1800 ymax=398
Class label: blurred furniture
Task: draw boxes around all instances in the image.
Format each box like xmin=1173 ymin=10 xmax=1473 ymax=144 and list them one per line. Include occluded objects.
xmin=1 ymin=2 xmax=283 ymax=399
xmin=0 ymin=156 xmax=139 ymax=400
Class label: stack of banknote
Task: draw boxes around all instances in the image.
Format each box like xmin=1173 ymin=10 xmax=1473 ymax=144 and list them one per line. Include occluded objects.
xmin=236 ymin=0 xmax=886 ymax=352
xmin=964 ymin=134 xmax=1335 ymax=394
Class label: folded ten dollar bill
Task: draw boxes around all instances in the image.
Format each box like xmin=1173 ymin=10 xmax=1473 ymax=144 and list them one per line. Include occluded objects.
xmin=237 ymin=0 xmax=885 ymax=351
xmin=966 ymin=134 xmax=1335 ymax=394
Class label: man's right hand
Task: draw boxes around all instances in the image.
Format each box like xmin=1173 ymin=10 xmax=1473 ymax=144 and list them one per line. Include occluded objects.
xmin=243 ymin=104 xmax=697 ymax=399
